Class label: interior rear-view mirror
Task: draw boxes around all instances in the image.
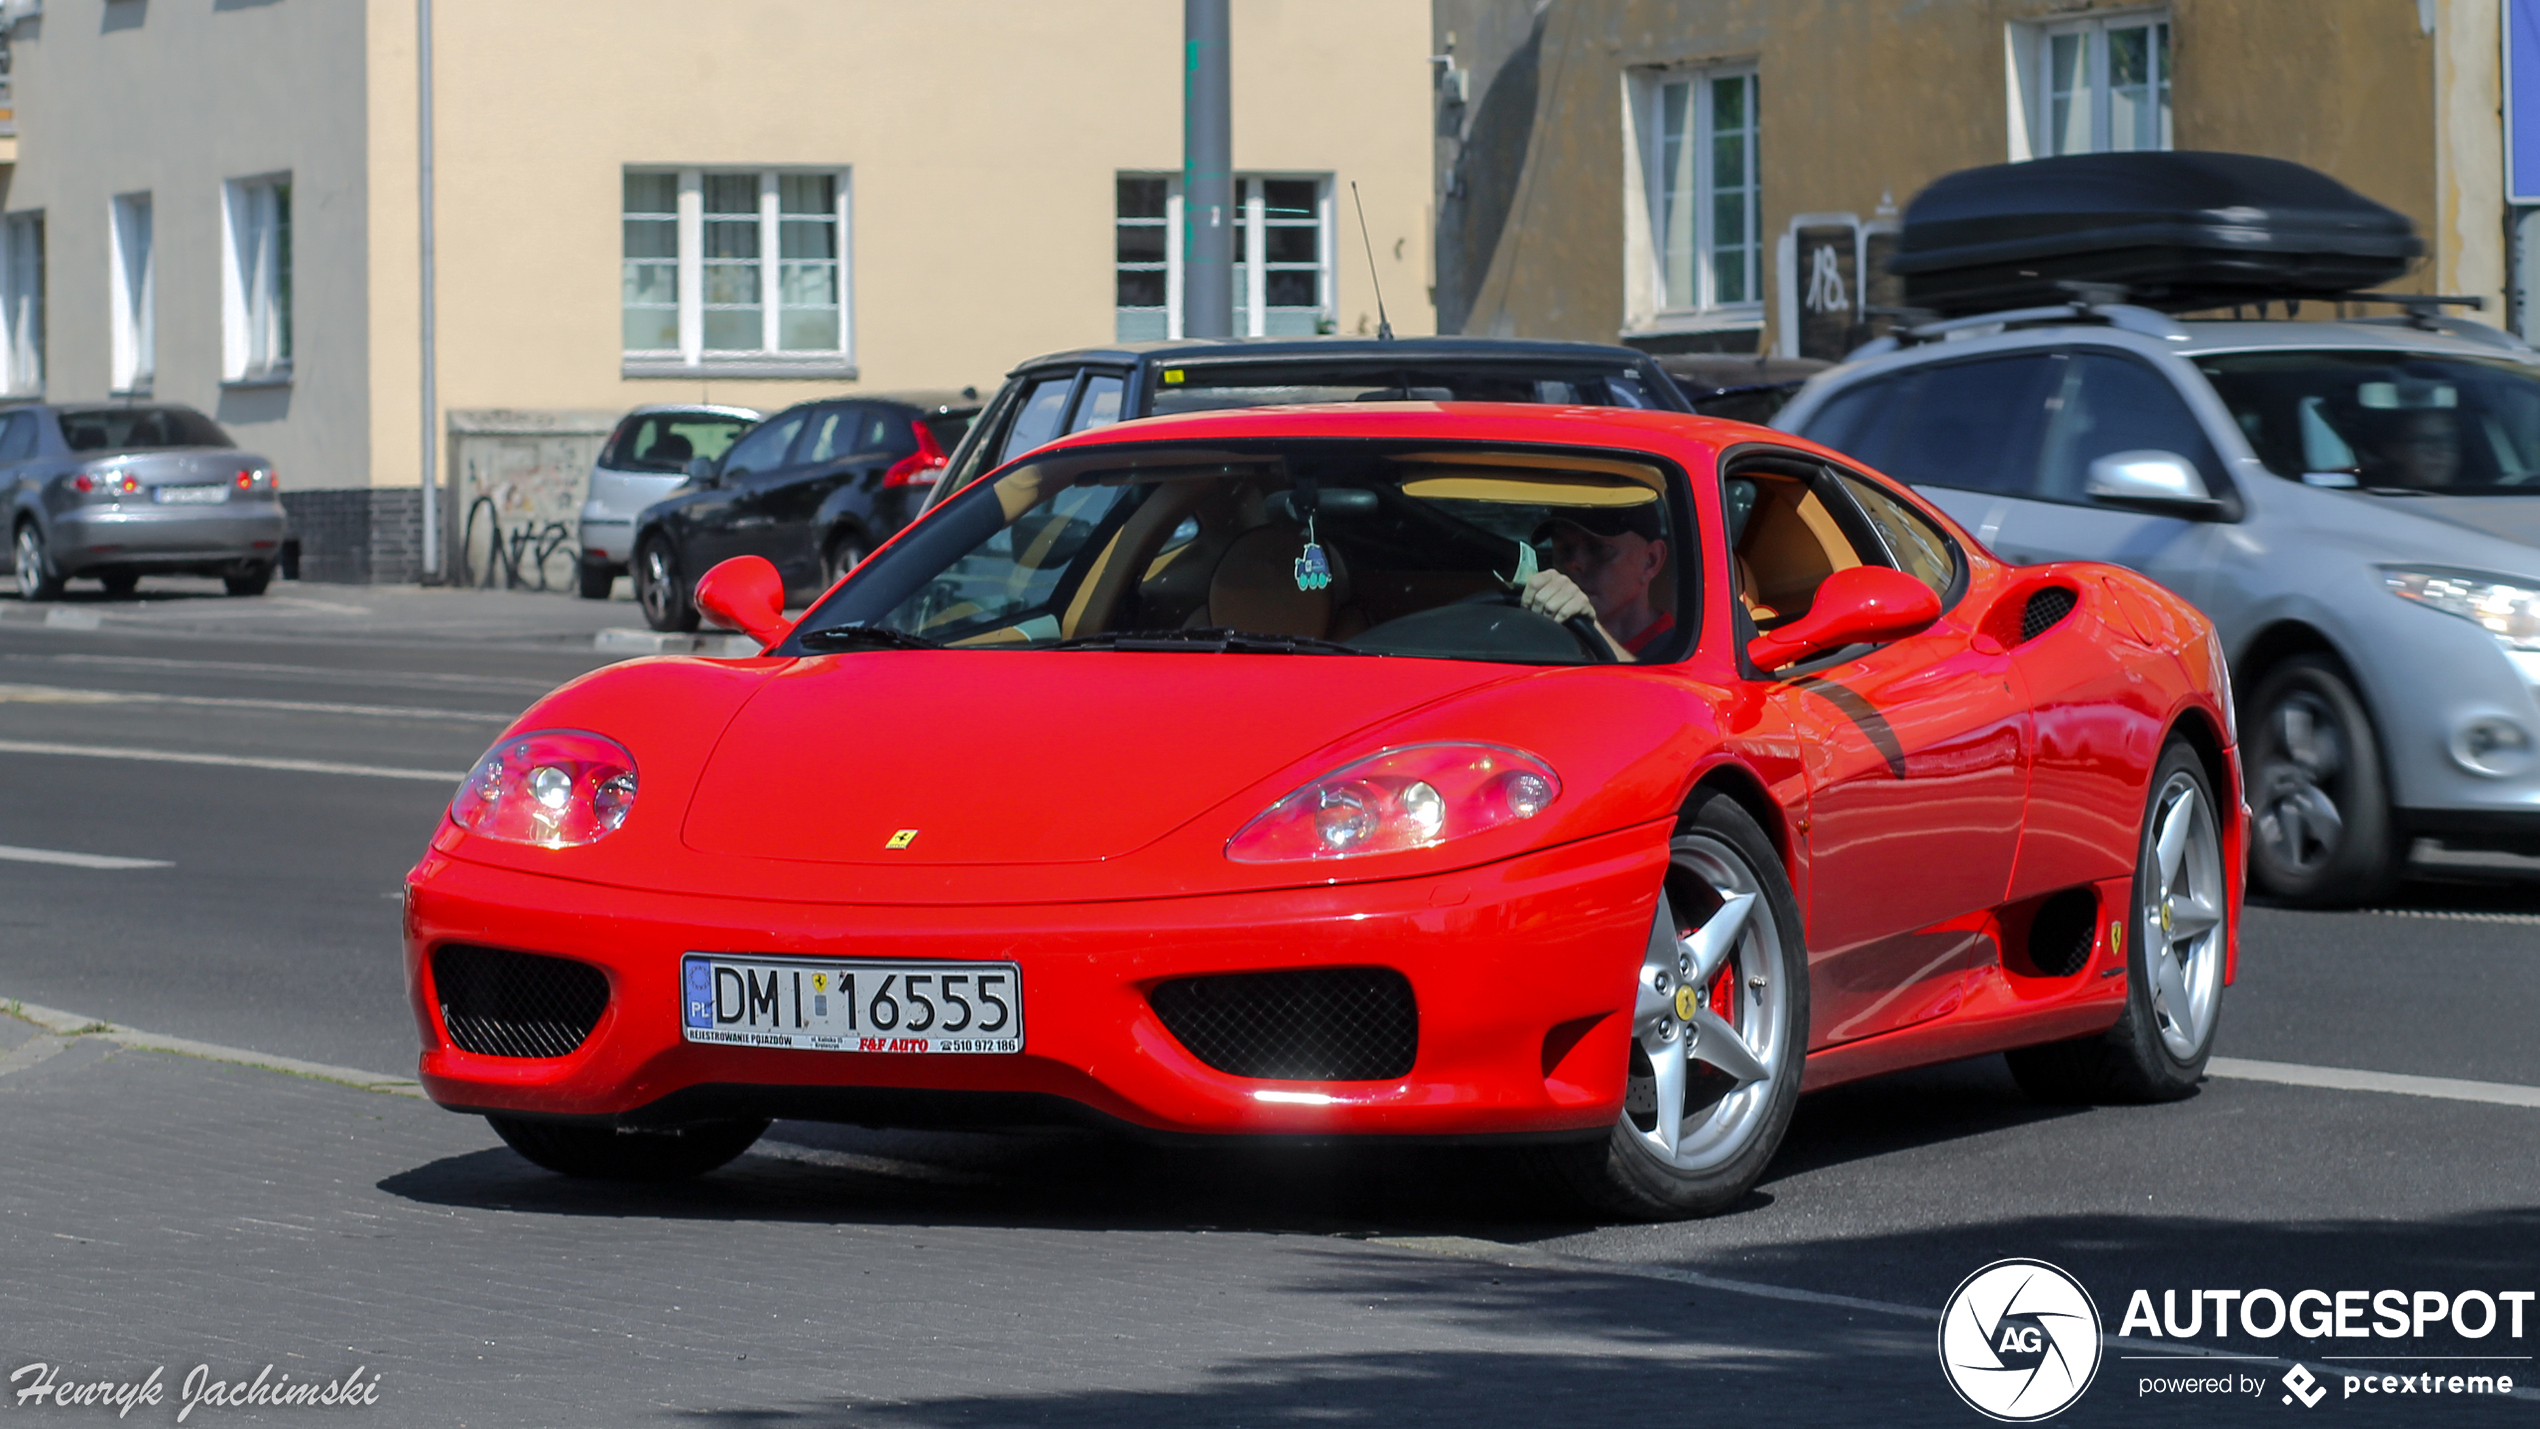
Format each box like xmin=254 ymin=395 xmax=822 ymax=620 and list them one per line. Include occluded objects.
xmin=694 ymin=555 xmax=790 ymax=646
xmin=1746 ymin=566 xmax=1942 ymax=671
xmin=2086 ymin=450 xmax=2220 ymax=513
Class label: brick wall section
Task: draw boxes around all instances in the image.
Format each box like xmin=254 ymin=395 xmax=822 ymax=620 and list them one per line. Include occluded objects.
xmin=279 ymin=488 xmax=424 ymax=585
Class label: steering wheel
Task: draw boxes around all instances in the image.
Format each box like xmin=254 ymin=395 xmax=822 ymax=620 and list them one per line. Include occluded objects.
xmin=1453 ymin=588 xmax=1618 ymax=664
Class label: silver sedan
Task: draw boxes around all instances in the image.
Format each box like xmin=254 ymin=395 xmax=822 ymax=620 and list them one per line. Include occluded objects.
xmin=4 ymin=403 xmax=286 ymax=598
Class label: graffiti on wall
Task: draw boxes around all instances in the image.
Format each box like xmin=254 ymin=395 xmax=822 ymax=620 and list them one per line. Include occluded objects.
xmin=450 ymin=422 xmax=610 ymax=592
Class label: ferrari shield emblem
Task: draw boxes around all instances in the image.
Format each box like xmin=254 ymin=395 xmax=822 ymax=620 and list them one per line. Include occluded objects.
xmin=885 ymin=829 xmax=919 ymax=850
xmin=1673 ymin=985 xmax=1703 ymax=1021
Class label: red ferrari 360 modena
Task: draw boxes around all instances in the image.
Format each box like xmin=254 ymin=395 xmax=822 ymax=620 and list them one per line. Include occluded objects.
xmin=404 ymin=402 xmax=2241 ymax=1218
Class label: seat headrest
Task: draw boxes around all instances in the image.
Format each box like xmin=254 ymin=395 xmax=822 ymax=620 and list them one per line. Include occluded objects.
xmin=652 ymin=431 xmax=694 ymax=462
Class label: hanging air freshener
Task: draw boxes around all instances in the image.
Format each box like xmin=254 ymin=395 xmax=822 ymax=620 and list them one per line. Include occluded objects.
xmin=1294 ymin=513 xmax=1332 ymax=592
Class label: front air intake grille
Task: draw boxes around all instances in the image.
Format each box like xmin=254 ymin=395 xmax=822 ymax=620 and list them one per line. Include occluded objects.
xmin=1149 ymin=967 xmax=1417 ymax=1081
xmin=2021 ymin=585 xmax=2080 ymax=643
xmin=433 ymin=945 xmax=609 ymax=1059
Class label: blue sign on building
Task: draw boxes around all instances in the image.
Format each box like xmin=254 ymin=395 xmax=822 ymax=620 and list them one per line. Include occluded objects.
xmin=2511 ymin=0 xmax=2540 ymax=203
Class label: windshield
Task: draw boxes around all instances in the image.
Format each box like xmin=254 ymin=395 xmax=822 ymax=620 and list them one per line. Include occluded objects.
xmin=604 ymin=411 xmax=755 ymax=473
xmin=2198 ymin=350 xmax=2540 ymax=494
xmin=1146 ymin=361 xmax=1670 ymax=416
xmin=56 ymin=406 xmax=233 ymax=453
xmin=786 ymin=437 xmax=1688 ymax=666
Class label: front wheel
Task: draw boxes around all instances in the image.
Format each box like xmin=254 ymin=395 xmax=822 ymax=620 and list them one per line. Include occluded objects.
xmin=2245 ymin=655 xmax=2392 ymax=906
xmin=2008 ymin=740 xmax=2228 ymax=1103
xmin=488 ymin=1116 xmax=768 ymax=1181
xmin=634 ymin=535 xmax=699 ymax=632
xmin=1537 ymin=793 xmax=1807 ymax=1219
xmin=14 ymin=524 xmax=64 ymax=601
xmin=821 ymin=532 xmax=870 ymax=588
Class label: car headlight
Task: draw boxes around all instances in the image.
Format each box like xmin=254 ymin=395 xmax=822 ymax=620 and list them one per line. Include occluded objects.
xmin=1225 ymin=743 xmax=1560 ymax=863
xmin=450 ymin=730 xmax=638 ymax=847
xmin=2383 ymin=567 xmax=2540 ymax=651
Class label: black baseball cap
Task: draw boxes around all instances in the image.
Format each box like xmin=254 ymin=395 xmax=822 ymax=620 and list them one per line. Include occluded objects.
xmin=1533 ymin=502 xmax=1664 ymax=544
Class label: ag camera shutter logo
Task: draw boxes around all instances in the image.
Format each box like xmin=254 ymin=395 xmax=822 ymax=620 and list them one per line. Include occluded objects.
xmin=1939 ymin=1259 xmax=2103 ymax=1420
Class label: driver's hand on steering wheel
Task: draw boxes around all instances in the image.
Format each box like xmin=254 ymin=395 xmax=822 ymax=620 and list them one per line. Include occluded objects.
xmin=1520 ymin=569 xmax=1595 ymax=622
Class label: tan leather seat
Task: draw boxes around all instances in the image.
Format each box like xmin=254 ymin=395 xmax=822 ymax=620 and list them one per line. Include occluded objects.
xmin=1206 ymin=523 xmax=1347 ymax=638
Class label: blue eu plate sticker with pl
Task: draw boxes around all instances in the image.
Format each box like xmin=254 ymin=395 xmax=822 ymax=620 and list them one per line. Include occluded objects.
xmin=684 ymin=960 xmax=713 ymax=1029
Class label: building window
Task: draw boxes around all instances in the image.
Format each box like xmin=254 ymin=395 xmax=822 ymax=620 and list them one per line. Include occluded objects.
xmin=2016 ymin=12 xmax=2170 ymax=158
xmin=1644 ymin=67 xmax=1760 ymax=317
xmin=624 ymin=168 xmax=851 ymax=375
xmin=222 ymin=175 xmax=291 ymax=383
xmin=109 ymin=192 xmax=153 ymax=393
xmin=1115 ymin=173 xmax=1332 ymax=340
xmin=2 ymin=211 xmax=42 ymax=397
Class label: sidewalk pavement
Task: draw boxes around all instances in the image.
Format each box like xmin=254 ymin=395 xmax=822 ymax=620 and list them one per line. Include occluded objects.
xmin=0 ymin=578 xmax=759 ymax=655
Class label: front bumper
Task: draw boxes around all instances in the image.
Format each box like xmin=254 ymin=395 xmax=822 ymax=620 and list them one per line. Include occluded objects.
xmin=404 ymin=822 xmax=1669 ymax=1138
xmin=54 ymin=502 xmax=286 ymax=572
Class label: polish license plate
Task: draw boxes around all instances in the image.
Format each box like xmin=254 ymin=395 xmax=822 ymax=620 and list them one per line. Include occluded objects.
xmin=153 ymin=484 xmax=226 ymax=504
xmin=679 ymin=955 xmax=1022 ymax=1054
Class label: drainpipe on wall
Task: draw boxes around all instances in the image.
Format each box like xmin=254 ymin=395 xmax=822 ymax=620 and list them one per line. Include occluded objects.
xmin=1182 ymin=0 xmax=1233 ymax=339
xmin=416 ymin=0 xmax=440 ymax=583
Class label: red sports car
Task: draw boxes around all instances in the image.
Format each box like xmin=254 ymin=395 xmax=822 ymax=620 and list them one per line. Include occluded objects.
xmin=403 ymin=403 xmax=2241 ymax=1218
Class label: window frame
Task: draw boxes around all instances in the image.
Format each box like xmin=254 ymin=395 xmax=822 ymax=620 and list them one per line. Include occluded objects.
xmin=622 ymin=166 xmax=855 ymax=380
xmin=108 ymin=193 xmax=153 ymax=395
xmin=1115 ymin=172 xmax=1335 ymax=340
xmin=220 ymin=174 xmax=291 ymax=386
xmin=1636 ymin=63 xmax=1763 ymax=325
xmin=2010 ymin=9 xmax=2172 ymax=160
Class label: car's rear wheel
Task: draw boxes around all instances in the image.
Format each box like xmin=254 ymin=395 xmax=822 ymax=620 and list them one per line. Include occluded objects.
xmin=14 ymin=524 xmax=64 ymax=601
xmin=2008 ymin=740 xmax=2227 ymax=1104
xmin=2245 ymin=655 xmax=2392 ymax=906
xmin=98 ymin=572 xmax=140 ymax=597
xmin=576 ymin=558 xmax=614 ymax=601
xmin=1538 ymin=794 xmax=1806 ymax=1220
xmin=488 ymin=1116 xmax=768 ymax=1182
xmin=634 ymin=535 xmax=699 ymax=632
xmin=223 ymin=561 xmax=273 ymax=597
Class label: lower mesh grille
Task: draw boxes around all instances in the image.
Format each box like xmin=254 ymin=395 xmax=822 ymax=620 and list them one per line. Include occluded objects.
xmin=2021 ymin=585 xmax=2080 ymax=642
xmin=433 ymin=945 xmax=609 ymax=1058
xmin=1149 ymin=967 xmax=1417 ymax=1081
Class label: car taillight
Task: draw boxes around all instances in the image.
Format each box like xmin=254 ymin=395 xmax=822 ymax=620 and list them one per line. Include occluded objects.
xmin=73 ymin=471 xmax=138 ymax=496
xmin=1225 ymin=743 xmax=1561 ymax=863
xmin=882 ymin=420 xmax=950 ymax=488
xmin=232 ymin=467 xmax=276 ymax=490
xmin=449 ymin=730 xmax=639 ymax=848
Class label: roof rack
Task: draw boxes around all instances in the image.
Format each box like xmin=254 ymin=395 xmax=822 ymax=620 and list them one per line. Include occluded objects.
xmin=1888 ymin=292 xmax=2191 ymax=349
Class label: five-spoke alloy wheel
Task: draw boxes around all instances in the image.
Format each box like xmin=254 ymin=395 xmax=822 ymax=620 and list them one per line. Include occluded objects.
xmin=14 ymin=523 xmax=64 ymax=601
xmin=635 ymin=534 xmax=700 ymax=633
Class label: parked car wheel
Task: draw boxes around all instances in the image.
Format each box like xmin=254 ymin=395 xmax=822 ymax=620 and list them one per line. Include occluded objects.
xmin=98 ymin=572 xmax=140 ymax=597
xmin=223 ymin=562 xmax=274 ymax=597
xmin=2244 ymin=655 xmax=2392 ymax=907
xmin=635 ymin=535 xmax=699 ymax=632
xmin=577 ymin=558 xmax=615 ymax=601
xmin=821 ymin=531 xmax=870 ymax=588
xmin=13 ymin=524 xmax=64 ymax=601
xmin=1538 ymin=793 xmax=1807 ymax=1220
xmin=2008 ymin=740 xmax=2227 ymax=1103
xmin=487 ymin=1116 xmax=767 ymax=1182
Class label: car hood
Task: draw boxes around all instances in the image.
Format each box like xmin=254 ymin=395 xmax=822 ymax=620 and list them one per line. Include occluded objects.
xmin=2377 ymin=492 xmax=2540 ymax=558
xmin=678 ymin=652 xmax=1523 ymax=866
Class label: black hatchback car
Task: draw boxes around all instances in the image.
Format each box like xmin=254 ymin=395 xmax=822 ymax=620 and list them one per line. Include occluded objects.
xmin=921 ymin=337 xmax=1691 ymax=513
xmin=632 ymin=390 xmax=979 ymax=631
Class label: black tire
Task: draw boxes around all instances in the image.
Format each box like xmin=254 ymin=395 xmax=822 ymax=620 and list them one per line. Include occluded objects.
xmin=488 ymin=1115 xmax=767 ymax=1182
xmin=576 ymin=559 xmax=615 ymax=601
xmin=821 ymin=531 xmax=870 ymax=588
xmin=2244 ymin=654 xmax=2393 ymax=907
xmin=223 ymin=562 xmax=273 ymax=597
xmin=1536 ymin=792 xmax=1808 ymax=1220
xmin=13 ymin=522 xmax=64 ymax=601
xmin=634 ymin=535 xmax=699 ymax=632
xmin=2008 ymin=740 xmax=2227 ymax=1104
xmin=98 ymin=572 xmax=140 ymax=597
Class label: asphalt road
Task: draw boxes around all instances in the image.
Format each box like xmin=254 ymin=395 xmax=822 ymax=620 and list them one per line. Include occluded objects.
xmin=1 ymin=590 xmax=2534 ymax=1426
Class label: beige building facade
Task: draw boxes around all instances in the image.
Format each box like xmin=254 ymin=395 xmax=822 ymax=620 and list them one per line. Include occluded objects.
xmin=1434 ymin=0 xmax=2505 ymax=360
xmin=2 ymin=0 xmax=1435 ymax=582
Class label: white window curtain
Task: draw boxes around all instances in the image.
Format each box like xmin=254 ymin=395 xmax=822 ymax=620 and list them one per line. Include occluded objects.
xmin=1 ymin=212 xmax=43 ymax=397
xmin=222 ymin=176 xmax=291 ymax=382
xmin=1647 ymin=67 xmax=1761 ymax=315
xmin=623 ymin=167 xmax=851 ymax=373
xmin=2036 ymin=13 xmax=2171 ymax=157
xmin=109 ymin=193 xmax=153 ymax=393
xmin=1114 ymin=173 xmax=1332 ymax=340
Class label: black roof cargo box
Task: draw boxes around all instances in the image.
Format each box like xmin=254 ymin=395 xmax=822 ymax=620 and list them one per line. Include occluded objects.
xmin=1891 ymin=151 xmax=2422 ymax=317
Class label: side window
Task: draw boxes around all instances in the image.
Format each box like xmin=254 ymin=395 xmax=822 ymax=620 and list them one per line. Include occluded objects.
xmin=0 ymin=413 xmax=32 ymax=462
xmin=1794 ymin=377 xmax=1899 ymax=462
xmin=1834 ymin=470 xmax=1960 ymax=601
xmin=998 ymin=375 xmax=1079 ymax=464
xmin=1864 ymin=355 xmax=2057 ymax=494
xmin=796 ymin=404 xmax=881 ymax=465
xmin=1724 ymin=470 xmax=1871 ymax=626
xmin=720 ymin=409 xmax=809 ymax=478
xmin=1069 ymin=373 xmax=1125 ymax=433
xmin=2034 ymin=351 xmax=2221 ymax=502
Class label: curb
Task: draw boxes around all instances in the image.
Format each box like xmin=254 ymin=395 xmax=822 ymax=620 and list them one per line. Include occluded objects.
xmin=3 ymin=998 xmax=425 ymax=1097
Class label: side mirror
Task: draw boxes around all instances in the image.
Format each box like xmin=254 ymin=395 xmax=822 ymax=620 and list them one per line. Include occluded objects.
xmin=686 ymin=455 xmax=719 ymax=485
xmin=693 ymin=555 xmax=790 ymax=646
xmin=2086 ymin=450 xmax=2220 ymax=513
xmin=1746 ymin=565 xmax=1942 ymax=671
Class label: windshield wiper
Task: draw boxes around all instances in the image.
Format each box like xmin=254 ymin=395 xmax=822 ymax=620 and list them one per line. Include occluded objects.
xmin=797 ymin=623 xmax=943 ymax=652
xmin=1045 ymin=626 xmax=1366 ymax=655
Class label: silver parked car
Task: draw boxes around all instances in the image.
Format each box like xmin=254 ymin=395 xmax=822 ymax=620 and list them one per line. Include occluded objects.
xmin=1777 ymin=304 xmax=2540 ymax=905
xmin=575 ymin=404 xmax=758 ymax=599
xmin=5 ymin=403 xmax=285 ymax=598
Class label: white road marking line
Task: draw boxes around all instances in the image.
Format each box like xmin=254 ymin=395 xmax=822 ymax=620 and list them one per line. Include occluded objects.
xmin=0 ymin=680 xmax=508 ymax=722
xmin=2207 ymin=1056 xmax=2540 ymax=1109
xmin=0 ymin=843 xmax=172 ymax=870
xmin=15 ymin=652 xmax=560 ymax=692
xmin=2 ymin=998 xmax=422 ymax=1096
xmin=2363 ymin=907 xmax=2540 ymax=927
xmin=0 ymin=738 xmax=464 ymax=783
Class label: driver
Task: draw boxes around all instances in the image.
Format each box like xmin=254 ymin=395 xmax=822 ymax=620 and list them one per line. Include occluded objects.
xmin=1517 ymin=504 xmax=1672 ymax=659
